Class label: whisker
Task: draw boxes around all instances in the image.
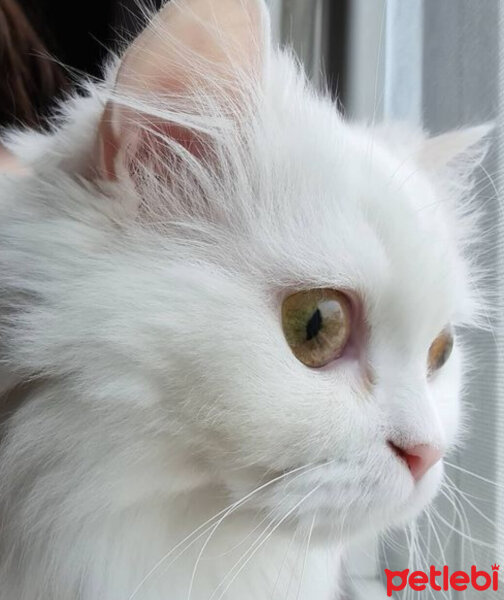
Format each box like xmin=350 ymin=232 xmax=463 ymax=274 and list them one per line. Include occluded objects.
xmin=185 ymin=460 xmax=333 ymax=600
xmin=127 ymin=461 xmax=320 ymax=600
xmin=268 ymin=522 xmax=299 ymax=600
xmin=209 ymin=484 xmax=323 ymax=600
xmin=440 ymin=486 xmax=471 ymax=568
xmin=296 ymin=511 xmax=317 ymax=600
xmin=444 ymin=461 xmax=504 ymax=490
xmin=443 ymin=475 xmax=497 ymax=529
xmin=284 ymin=523 xmax=306 ymax=600
xmin=425 ymin=510 xmax=448 ymax=576
xmin=430 ymin=505 xmax=493 ymax=549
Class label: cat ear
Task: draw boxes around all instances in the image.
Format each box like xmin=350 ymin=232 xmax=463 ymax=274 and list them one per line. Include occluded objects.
xmin=417 ymin=124 xmax=493 ymax=171
xmin=96 ymin=0 xmax=270 ymax=181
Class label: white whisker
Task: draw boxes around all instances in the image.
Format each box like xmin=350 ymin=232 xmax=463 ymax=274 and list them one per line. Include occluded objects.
xmin=296 ymin=511 xmax=317 ymax=600
xmin=128 ymin=462 xmax=319 ymax=600
xmin=209 ymin=484 xmax=322 ymax=600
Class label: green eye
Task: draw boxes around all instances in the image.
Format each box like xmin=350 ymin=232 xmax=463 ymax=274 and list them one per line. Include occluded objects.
xmin=282 ymin=288 xmax=352 ymax=368
xmin=428 ymin=327 xmax=454 ymax=375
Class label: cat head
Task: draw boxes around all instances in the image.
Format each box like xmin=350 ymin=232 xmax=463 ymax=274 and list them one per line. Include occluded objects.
xmin=1 ymin=0 xmax=490 ymax=540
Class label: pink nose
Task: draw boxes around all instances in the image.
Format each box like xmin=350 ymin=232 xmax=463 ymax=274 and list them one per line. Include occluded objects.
xmin=389 ymin=442 xmax=443 ymax=481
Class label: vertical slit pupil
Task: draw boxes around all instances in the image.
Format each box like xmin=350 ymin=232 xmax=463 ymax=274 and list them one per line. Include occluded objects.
xmin=306 ymin=308 xmax=322 ymax=341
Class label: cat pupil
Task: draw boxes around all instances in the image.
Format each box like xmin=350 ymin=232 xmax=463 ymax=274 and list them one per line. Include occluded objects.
xmin=306 ymin=308 xmax=322 ymax=341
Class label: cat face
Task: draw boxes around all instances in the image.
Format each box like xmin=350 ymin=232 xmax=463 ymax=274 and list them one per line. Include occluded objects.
xmin=0 ymin=0 xmax=488 ymax=544
xmin=146 ymin=117 xmax=471 ymax=538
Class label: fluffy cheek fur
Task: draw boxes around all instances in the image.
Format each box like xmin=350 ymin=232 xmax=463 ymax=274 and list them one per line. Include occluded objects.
xmin=188 ymin=345 xmax=461 ymax=540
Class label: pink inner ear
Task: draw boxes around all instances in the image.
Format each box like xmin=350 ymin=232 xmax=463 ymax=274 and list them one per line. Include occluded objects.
xmin=97 ymin=106 xmax=207 ymax=181
xmin=0 ymin=145 xmax=30 ymax=175
xmin=96 ymin=0 xmax=269 ymax=181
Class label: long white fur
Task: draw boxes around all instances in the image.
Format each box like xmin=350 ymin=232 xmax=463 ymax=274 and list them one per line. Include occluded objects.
xmin=0 ymin=1 xmax=491 ymax=598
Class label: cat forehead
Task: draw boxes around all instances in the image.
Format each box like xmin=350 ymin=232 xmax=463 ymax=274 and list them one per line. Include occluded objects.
xmin=252 ymin=116 xmax=469 ymax=329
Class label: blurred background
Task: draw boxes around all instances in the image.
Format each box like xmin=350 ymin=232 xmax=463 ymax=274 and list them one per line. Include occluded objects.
xmin=0 ymin=0 xmax=502 ymax=598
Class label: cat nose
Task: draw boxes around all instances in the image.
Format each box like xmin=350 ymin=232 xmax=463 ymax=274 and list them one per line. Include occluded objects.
xmin=388 ymin=441 xmax=444 ymax=481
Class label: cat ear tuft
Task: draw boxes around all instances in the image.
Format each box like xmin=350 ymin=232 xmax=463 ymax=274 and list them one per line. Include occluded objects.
xmin=417 ymin=124 xmax=493 ymax=171
xmin=96 ymin=0 xmax=271 ymax=181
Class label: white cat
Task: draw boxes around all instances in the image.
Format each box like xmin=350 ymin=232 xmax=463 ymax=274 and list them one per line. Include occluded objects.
xmin=0 ymin=1 xmax=490 ymax=599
